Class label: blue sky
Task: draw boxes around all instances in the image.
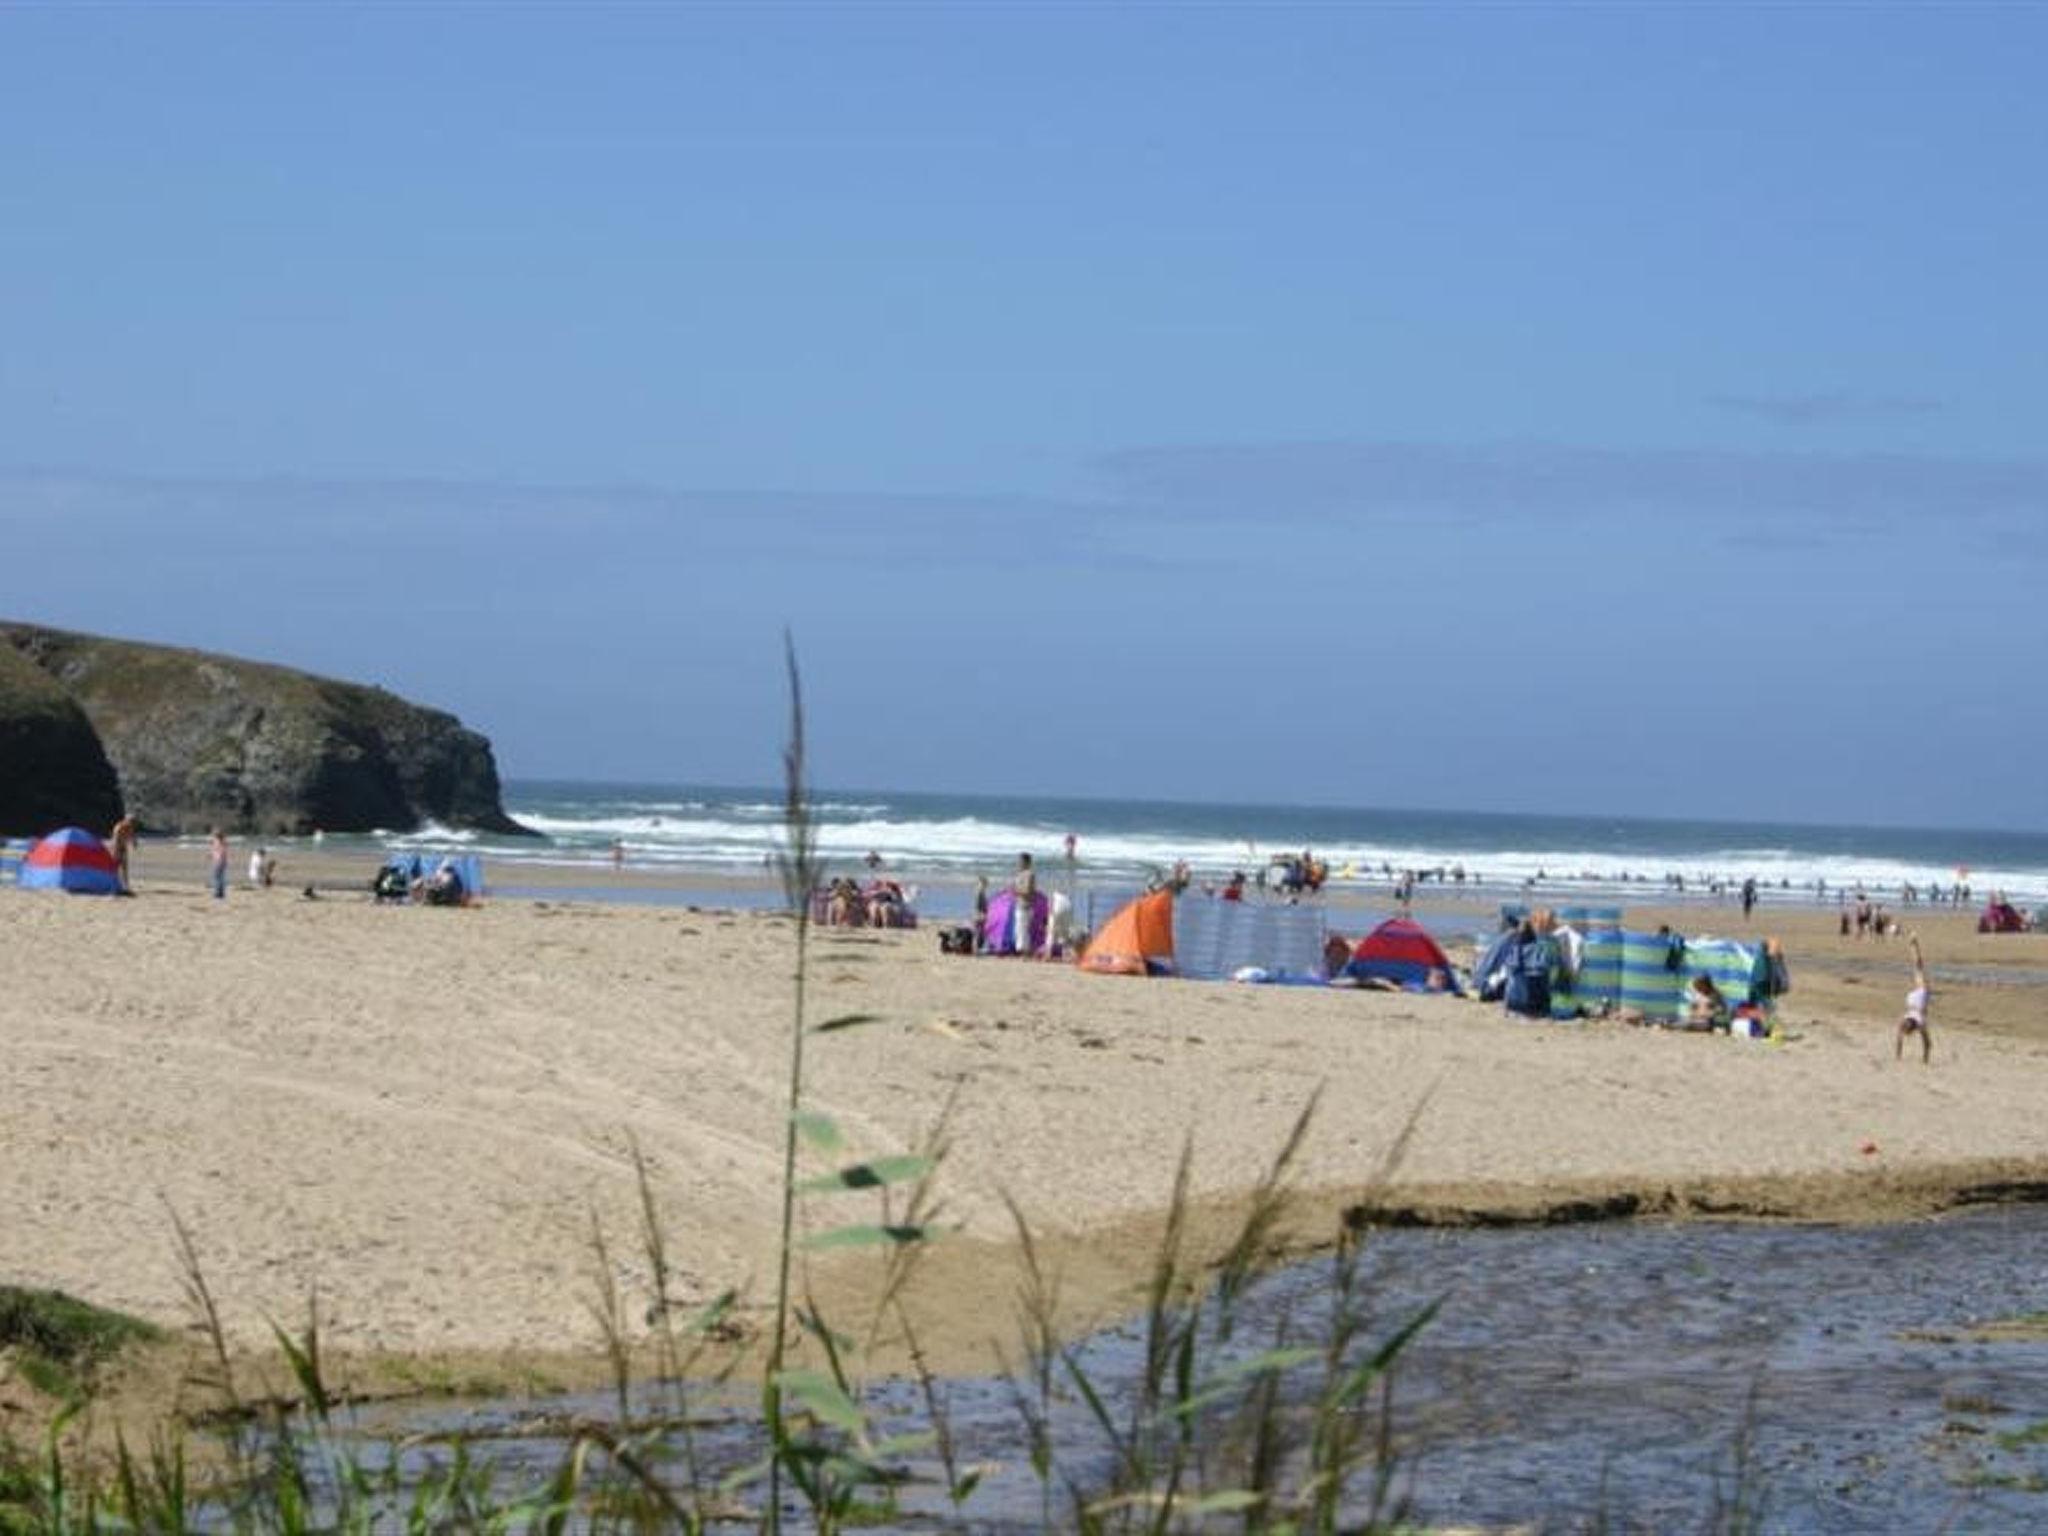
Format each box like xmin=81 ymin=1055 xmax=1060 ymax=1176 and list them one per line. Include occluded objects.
xmin=2 ymin=4 xmax=2042 ymax=828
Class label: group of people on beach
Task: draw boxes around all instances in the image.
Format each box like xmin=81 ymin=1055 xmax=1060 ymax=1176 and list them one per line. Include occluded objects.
xmin=370 ymin=855 xmax=468 ymax=906
xmin=1841 ymin=895 xmax=1901 ymax=940
xmin=820 ymin=873 xmax=911 ymax=928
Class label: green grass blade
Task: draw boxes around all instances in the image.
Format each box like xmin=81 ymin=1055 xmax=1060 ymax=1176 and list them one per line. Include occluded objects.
xmin=1188 ymin=1489 xmax=1266 ymax=1514
xmin=267 ymin=1315 xmax=331 ymax=1422
xmin=792 ymin=1112 xmax=844 ymax=1152
xmin=811 ymin=1012 xmax=883 ymax=1034
xmin=682 ymin=1287 xmax=738 ymax=1337
xmin=773 ymin=1369 xmax=866 ymax=1436
xmin=801 ymin=1223 xmax=930 ymax=1251
xmin=796 ymin=1156 xmax=935 ymax=1194
xmin=1334 ymin=1296 xmax=1443 ymax=1407
xmin=1170 ymin=1346 xmax=1324 ymax=1418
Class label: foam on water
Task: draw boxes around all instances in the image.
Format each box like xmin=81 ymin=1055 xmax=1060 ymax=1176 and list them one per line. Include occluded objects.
xmin=323 ymin=782 xmax=2048 ymax=906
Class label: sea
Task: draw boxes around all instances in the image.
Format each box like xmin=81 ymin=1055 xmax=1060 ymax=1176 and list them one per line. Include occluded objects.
xmin=357 ymin=780 xmax=2048 ymax=911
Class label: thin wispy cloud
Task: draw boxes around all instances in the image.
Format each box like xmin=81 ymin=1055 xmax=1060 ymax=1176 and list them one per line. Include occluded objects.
xmin=1093 ymin=440 xmax=2048 ymax=528
xmin=0 ymin=470 xmax=1212 ymax=579
xmin=1706 ymin=392 xmax=1947 ymax=425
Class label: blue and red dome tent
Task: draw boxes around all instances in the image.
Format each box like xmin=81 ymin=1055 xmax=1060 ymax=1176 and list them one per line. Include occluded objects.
xmin=18 ymin=826 xmax=122 ymax=894
xmin=1343 ymin=916 xmax=1464 ymax=993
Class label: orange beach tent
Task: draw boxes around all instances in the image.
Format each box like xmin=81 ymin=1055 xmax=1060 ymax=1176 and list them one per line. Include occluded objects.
xmin=1078 ymin=889 xmax=1176 ymax=975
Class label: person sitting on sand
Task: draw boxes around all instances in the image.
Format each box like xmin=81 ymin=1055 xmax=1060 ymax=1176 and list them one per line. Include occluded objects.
xmin=1896 ymin=933 xmax=1933 ymax=1064
xmin=1684 ymin=974 xmax=1730 ymax=1031
xmin=1323 ymin=933 xmax=1353 ymax=977
xmin=827 ymin=876 xmax=863 ymax=927
xmin=423 ymin=859 xmax=467 ymax=907
xmin=865 ymin=879 xmax=906 ymax=928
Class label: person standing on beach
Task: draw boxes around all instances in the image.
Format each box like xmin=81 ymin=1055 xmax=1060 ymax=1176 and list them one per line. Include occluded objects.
xmin=1896 ymin=933 xmax=1933 ymax=1063
xmin=1012 ymin=852 xmax=1037 ymax=955
xmin=1741 ymin=876 xmax=1758 ymax=921
xmin=109 ymin=812 xmax=137 ymax=895
xmin=207 ymin=828 xmax=228 ymax=900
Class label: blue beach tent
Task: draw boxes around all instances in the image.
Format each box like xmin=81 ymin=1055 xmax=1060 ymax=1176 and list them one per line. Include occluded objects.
xmin=384 ymin=851 xmax=486 ymax=902
xmin=18 ymin=826 xmax=122 ymax=894
xmin=1343 ymin=917 xmax=1466 ymax=993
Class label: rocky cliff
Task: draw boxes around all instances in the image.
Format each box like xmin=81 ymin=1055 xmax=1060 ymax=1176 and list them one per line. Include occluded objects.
xmin=1 ymin=623 xmax=531 ymax=837
xmin=0 ymin=644 xmax=125 ymax=837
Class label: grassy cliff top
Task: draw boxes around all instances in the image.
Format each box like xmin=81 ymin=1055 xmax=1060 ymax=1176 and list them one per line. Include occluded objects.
xmin=0 ymin=621 xmax=454 ymax=726
xmin=0 ymin=640 xmax=83 ymax=718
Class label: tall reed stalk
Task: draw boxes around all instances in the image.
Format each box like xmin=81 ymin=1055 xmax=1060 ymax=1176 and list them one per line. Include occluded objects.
xmin=765 ymin=630 xmax=820 ymax=1534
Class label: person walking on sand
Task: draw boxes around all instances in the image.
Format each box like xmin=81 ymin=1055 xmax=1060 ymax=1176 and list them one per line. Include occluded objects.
xmin=207 ymin=828 xmax=229 ymax=901
xmin=1897 ymin=933 xmax=1933 ymax=1063
xmin=1011 ymin=852 xmax=1037 ymax=956
xmin=109 ymin=812 xmax=137 ymax=894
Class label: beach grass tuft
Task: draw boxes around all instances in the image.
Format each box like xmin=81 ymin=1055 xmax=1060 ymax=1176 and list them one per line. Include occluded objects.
xmin=0 ymin=1288 xmax=160 ymax=1404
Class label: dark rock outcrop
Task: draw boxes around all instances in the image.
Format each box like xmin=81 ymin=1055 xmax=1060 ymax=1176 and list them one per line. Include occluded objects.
xmin=1 ymin=623 xmax=531 ymax=837
xmin=0 ymin=644 xmax=125 ymax=837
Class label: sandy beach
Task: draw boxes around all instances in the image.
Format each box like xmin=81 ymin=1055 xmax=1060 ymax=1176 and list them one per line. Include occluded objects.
xmin=6 ymin=866 xmax=2048 ymax=1384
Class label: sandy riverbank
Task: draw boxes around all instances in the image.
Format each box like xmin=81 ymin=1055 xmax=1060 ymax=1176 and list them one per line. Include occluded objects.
xmin=4 ymin=877 xmax=2047 ymax=1388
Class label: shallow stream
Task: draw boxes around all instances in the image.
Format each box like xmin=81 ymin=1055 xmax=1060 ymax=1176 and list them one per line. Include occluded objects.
xmin=335 ymin=1205 xmax=2048 ymax=1532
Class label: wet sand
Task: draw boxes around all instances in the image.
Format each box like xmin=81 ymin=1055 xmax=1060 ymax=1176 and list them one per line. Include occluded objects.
xmin=4 ymin=867 xmax=2047 ymax=1388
